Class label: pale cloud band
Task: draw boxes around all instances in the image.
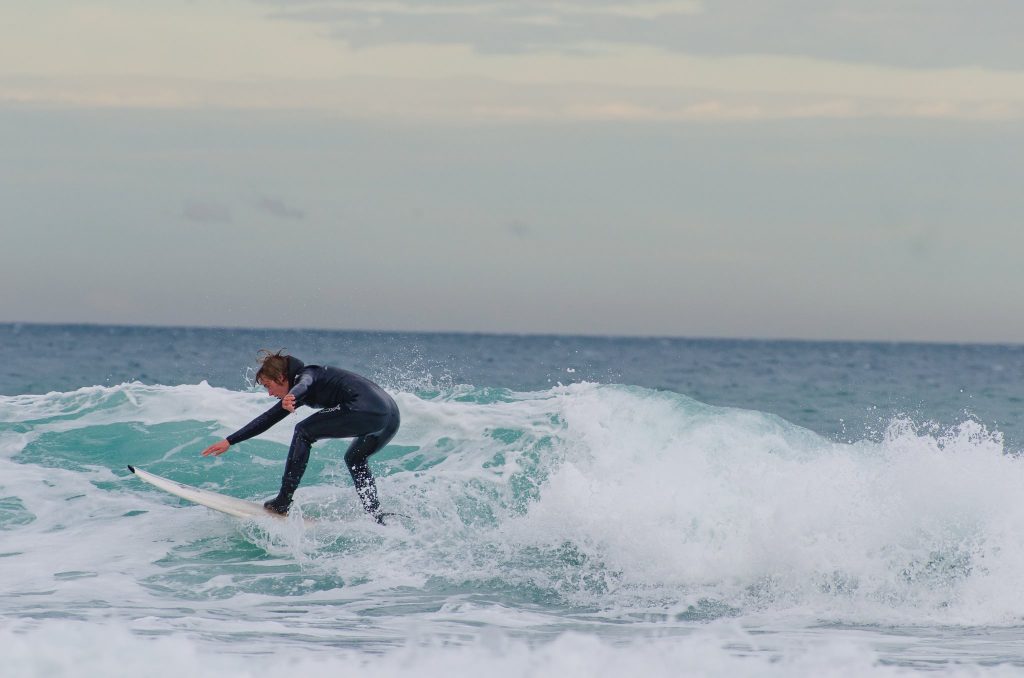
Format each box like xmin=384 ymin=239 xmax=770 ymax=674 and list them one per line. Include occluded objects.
xmin=1 ymin=1 xmax=1022 ymax=122
xmin=4 ymin=66 xmax=1022 ymax=122
xmin=258 ymin=0 xmax=1023 ymax=69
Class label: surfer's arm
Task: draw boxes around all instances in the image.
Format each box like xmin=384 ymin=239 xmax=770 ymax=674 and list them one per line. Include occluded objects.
xmin=288 ymin=370 xmax=315 ymax=407
xmin=223 ymin=403 xmax=291 ymax=446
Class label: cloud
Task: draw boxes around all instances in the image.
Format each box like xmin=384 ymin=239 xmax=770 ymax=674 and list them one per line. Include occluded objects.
xmin=4 ymin=2 xmax=1022 ymax=122
xmin=5 ymin=73 xmax=1022 ymax=122
xmin=4 ymin=73 xmax=1019 ymax=123
xmin=182 ymin=200 xmax=232 ymax=224
xmin=505 ymin=219 xmax=534 ymax=239
xmin=258 ymin=196 xmax=306 ymax=220
xmin=256 ymin=0 xmax=1024 ymax=69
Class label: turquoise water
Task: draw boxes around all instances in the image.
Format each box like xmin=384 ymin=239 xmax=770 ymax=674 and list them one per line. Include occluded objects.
xmin=4 ymin=323 xmax=1024 ymax=676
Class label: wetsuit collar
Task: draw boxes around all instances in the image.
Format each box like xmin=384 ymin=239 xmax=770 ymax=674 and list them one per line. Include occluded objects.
xmin=286 ymin=356 xmax=306 ymax=387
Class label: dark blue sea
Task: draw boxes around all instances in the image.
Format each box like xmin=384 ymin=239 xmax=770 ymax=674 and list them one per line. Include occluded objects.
xmin=4 ymin=323 xmax=1024 ymax=676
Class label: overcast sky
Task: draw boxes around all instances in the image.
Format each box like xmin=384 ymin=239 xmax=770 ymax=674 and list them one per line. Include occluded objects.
xmin=1 ymin=1 xmax=1022 ymax=341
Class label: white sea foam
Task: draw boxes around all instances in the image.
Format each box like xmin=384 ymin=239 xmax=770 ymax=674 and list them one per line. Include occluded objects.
xmin=4 ymin=620 xmax=1019 ymax=678
xmin=497 ymin=385 xmax=1024 ymax=624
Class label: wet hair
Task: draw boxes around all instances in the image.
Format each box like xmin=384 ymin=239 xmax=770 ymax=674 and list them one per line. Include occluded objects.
xmin=254 ymin=349 xmax=289 ymax=385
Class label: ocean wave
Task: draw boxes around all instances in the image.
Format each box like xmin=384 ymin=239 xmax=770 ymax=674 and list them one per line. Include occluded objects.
xmin=2 ymin=381 xmax=1023 ymax=626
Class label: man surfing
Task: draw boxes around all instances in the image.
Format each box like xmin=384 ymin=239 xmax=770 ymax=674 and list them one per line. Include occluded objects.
xmin=202 ymin=350 xmax=400 ymax=523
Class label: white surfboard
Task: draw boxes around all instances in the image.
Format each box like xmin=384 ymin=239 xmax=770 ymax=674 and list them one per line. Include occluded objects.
xmin=127 ymin=465 xmax=312 ymax=524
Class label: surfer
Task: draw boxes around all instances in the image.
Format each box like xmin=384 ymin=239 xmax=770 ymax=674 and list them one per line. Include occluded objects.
xmin=201 ymin=351 xmax=400 ymax=523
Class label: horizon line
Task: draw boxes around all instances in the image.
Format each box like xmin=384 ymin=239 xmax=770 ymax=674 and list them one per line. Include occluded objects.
xmin=3 ymin=320 xmax=1023 ymax=350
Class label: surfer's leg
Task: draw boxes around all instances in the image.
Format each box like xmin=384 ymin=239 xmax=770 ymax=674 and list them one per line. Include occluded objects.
xmin=344 ymin=412 xmax=400 ymax=522
xmin=265 ymin=412 xmax=369 ymax=513
xmin=344 ymin=436 xmax=381 ymax=517
xmin=264 ymin=425 xmax=316 ymax=513
xmin=265 ymin=408 xmax=399 ymax=515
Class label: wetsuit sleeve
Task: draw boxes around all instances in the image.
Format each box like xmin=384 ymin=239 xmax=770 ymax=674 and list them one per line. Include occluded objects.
xmin=225 ymin=403 xmax=290 ymax=445
xmin=288 ymin=369 xmax=315 ymax=406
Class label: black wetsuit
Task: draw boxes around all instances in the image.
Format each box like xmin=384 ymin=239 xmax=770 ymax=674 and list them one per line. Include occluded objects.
xmin=226 ymin=357 xmax=400 ymax=519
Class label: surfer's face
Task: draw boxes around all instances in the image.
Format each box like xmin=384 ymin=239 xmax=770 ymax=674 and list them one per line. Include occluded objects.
xmin=260 ymin=377 xmax=290 ymax=399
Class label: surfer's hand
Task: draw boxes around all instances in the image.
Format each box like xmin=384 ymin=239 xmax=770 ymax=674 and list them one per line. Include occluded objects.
xmin=282 ymin=394 xmax=296 ymax=412
xmin=202 ymin=440 xmax=230 ymax=457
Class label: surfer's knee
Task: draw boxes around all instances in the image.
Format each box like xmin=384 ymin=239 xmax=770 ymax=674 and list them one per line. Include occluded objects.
xmin=292 ymin=422 xmax=317 ymax=446
xmin=344 ymin=444 xmax=369 ymax=469
xmin=346 ymin=432 xmax=386 ymax=467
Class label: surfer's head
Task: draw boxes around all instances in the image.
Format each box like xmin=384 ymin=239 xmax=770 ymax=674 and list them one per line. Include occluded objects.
xmin=255 ymin=349 xmax=290 ymax=397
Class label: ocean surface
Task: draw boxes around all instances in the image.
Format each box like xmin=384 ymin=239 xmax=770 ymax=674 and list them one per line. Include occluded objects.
xmin=5 ymin=323 xmax=1024 ymax=676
